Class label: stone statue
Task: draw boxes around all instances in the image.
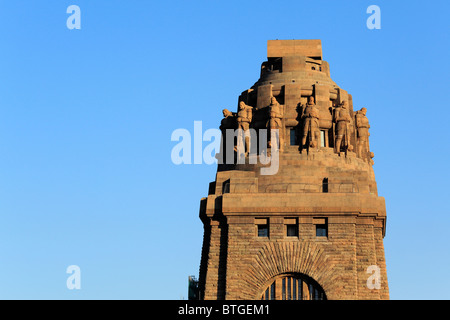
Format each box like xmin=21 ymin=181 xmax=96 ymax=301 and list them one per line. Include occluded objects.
xmin=355 ymin=107 xmax=375 ymax=163
xmin=217 ymin=108 xmax=237 ymax=164
xmin=333 ymin=101 xmax=353 ymax=153
xmin=236 ymin=101 xmax=253 ymax=155
xmin=267 ymin=97 xmax=283 ymax=150
xmin=301 ymin=96 xmax=320 ymax=150
xmin=220 ymin=109 xmax=236 ymax=131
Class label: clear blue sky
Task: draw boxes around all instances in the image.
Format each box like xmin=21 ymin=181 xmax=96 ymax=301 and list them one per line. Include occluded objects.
xmin=0 ymin=0 xmax=448 ymax=300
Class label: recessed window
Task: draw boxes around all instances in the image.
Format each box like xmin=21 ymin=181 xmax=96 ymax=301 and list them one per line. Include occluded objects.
xmin=320 ymin=130 xmax=326 ymax=147
xmin=258 ymin=225 xmax=269 ymax=237
xmin=322 ymin=178 xmax=329 ymax=193
xmin=316 ymin=225 xmax=327 ymax=237
xmin=285 ymin=218 xmax=298 ymax=237
xmin=256 ymin=218 xmax=269 ymax=238
xmin=313 ymin=218 xmax=328 ymax=238
xmin=290 ymin=128 xmax=298 ymax=146
xmin=287 ymin=225 xmax=298 ymax=237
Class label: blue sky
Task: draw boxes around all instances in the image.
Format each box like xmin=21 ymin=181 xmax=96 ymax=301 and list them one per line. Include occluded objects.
xmin=0 ymin=0 xmax=449 ymax=299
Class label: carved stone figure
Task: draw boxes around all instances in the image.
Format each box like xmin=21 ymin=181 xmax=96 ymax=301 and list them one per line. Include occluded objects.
xmin=236 ymin=101 xmax=253 ymax=155
xmin=355 ymin=107 xmax=371 ymax=160
xmin=333 ymin=101 xmax=353 ymax=153
xmin=217 ymin=109 xmax=237 ymax=164
xmin=220 ymin=109 xmax=236 ymax=131
xmin=267 ymin=97 xmax=283 ymax=150
xmin=301 ymin=96 xmax=320 ymax=149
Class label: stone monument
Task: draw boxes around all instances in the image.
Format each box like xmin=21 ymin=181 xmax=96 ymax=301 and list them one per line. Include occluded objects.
xmin=197 ymin=40 xmax=389 ymax=300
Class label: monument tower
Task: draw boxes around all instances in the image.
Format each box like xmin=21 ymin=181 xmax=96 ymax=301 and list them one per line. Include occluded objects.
xmin=197 ymin=40 xmax=389 ymax=300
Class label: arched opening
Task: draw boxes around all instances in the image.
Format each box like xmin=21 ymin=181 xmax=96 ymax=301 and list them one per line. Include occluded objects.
xmin=260 ymin=273 xmax=326 ymax=300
